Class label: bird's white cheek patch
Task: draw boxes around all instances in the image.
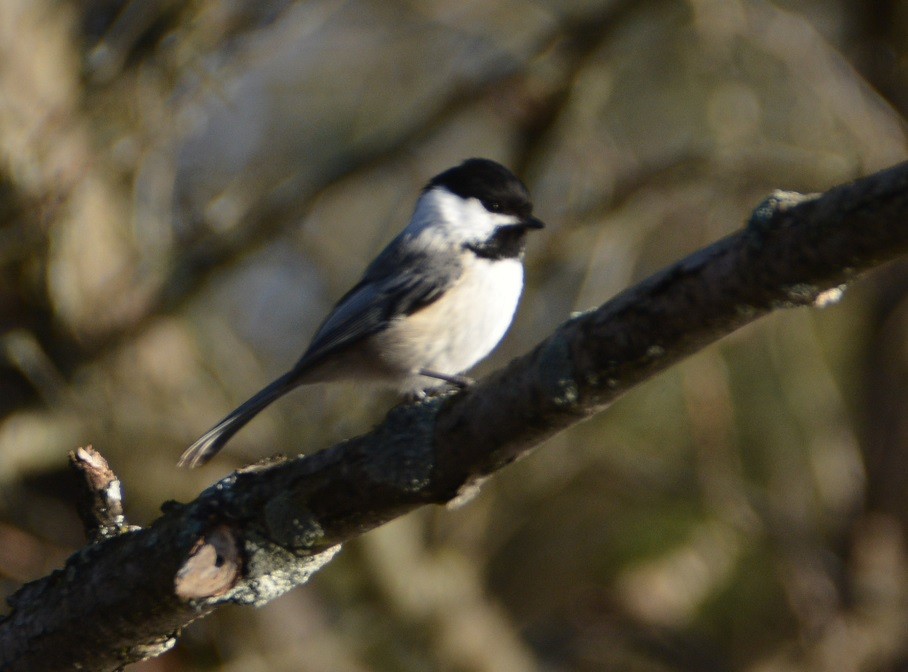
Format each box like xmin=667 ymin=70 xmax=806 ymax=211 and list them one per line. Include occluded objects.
xmin=412 ymin=187 xmax=521 ymax=242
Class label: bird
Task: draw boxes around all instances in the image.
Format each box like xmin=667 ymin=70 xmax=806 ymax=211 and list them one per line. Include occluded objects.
xmin=178 ymin=158 xmax=544 ymax=468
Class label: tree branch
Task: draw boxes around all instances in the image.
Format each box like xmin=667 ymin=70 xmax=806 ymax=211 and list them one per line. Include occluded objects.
xmin=3 ymin=161 xmax=908 ymax=671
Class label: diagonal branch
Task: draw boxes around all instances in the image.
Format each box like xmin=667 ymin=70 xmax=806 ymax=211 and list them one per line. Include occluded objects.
xmin=3 ymin=161 xmax=908 ymax=671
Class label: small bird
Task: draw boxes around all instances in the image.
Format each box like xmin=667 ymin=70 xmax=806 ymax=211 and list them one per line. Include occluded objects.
xmin=179 ymin=158 xmax=544 ymax=468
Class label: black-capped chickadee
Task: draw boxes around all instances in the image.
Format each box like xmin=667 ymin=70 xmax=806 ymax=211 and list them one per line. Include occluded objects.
xmin=179 ymin=158 xmax=544 ymax=468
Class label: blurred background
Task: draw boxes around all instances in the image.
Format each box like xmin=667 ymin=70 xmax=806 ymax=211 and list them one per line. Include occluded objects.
xmin=2 ymin=0 xmax=908 ymax=670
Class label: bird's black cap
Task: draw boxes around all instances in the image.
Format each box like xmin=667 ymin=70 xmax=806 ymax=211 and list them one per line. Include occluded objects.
xmin=426 ymin=158 xmax=541 ymax=225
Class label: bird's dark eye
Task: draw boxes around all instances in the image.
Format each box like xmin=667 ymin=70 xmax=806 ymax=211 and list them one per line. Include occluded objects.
xmin=489 ymin=202 xmax=501 ymax=212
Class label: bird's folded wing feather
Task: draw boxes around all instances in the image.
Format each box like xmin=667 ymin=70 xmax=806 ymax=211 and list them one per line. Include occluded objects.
xmin=295 ymin=243 xmax=463 ymax=368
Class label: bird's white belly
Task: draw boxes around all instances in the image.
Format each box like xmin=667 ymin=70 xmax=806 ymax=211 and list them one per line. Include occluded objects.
xmin=372 ymin=257 xmax=524 ymax=391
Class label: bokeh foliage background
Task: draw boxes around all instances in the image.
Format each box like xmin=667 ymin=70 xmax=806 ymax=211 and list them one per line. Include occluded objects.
xmin=2 ymin=0 xmax=908 ymax=670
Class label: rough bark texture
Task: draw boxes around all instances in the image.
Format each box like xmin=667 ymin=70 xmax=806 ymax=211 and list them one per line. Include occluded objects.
xmin=2 ymin=162 xmax=908 ymax=671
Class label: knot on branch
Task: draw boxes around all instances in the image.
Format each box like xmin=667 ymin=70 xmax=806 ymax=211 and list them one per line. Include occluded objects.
xmin=747 ymin=189 xmax=817 ymax=235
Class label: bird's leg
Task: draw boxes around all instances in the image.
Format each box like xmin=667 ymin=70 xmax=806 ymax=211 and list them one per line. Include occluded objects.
xmin=418 ymin=369 xmax=474 ymax=389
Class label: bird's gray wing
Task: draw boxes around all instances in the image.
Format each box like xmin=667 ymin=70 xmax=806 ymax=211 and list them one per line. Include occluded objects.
xmin=294 ymin=242 xmax=463 ymax=369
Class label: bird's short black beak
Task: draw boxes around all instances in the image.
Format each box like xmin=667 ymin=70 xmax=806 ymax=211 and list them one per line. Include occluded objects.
xmin=523 ymin=216 xmax=545 ymax=230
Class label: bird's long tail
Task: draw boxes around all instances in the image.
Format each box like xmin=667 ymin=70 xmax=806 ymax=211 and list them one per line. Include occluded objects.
xmin=178 ymin=370 xmax=301 ymax=468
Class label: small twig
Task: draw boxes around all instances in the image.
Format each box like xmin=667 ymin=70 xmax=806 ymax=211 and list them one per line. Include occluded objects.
xmin=68 ymin=446 xmax=132 ymax=542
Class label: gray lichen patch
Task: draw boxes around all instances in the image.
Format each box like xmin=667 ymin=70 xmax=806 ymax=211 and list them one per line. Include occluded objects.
xmin=536 ymin=335 xmax=580 ymax=409
xmin=224 ymin=541 xmax=340 ymax=607
xmin=748 ymin=190 xmax=814 ymax=234
xmin=263 ymin=492 xmax=326 ymax=549
xmin=814 ymin=284 xmax=846 ymax=307
xmin=646 ymin=344 xmax=666 ymax=359
xmin=772 ymin=283 xmax=823 ymax=308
